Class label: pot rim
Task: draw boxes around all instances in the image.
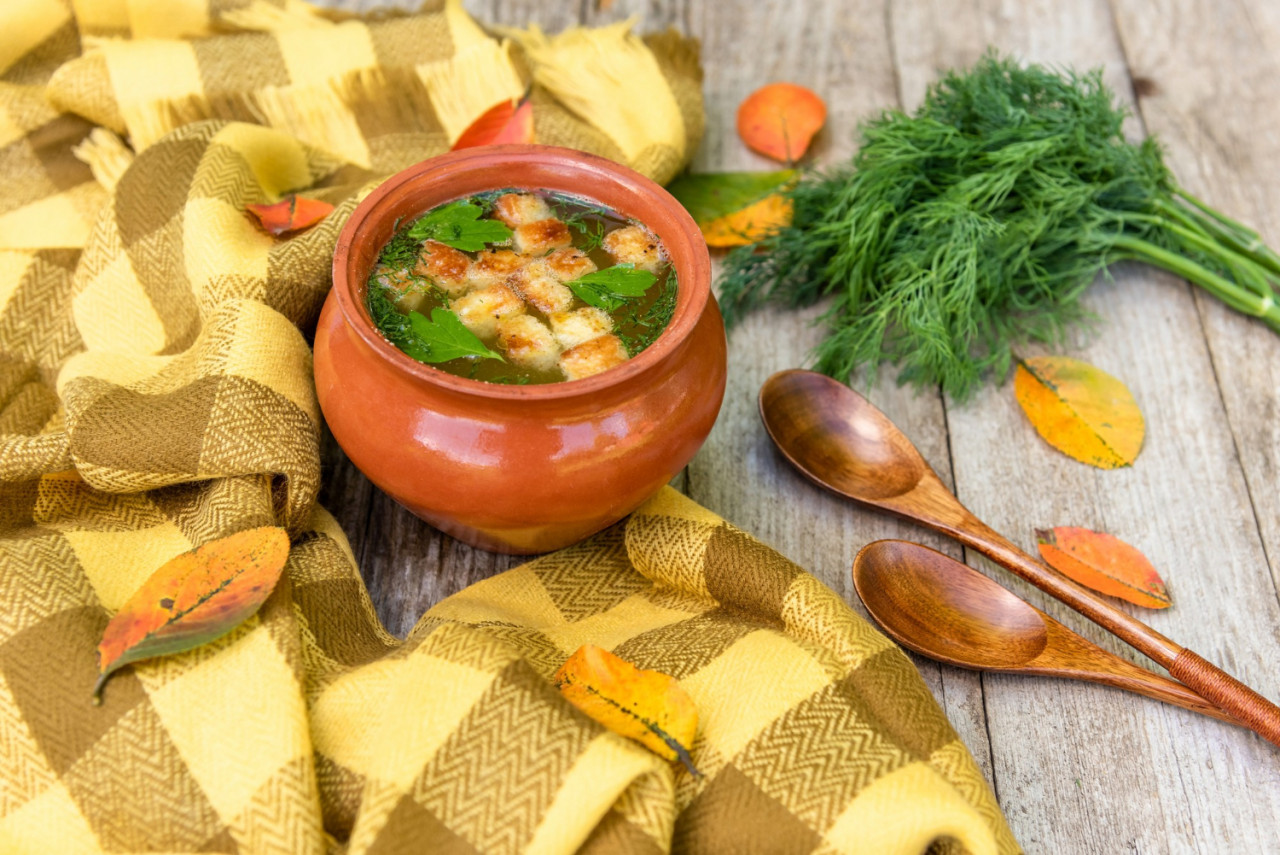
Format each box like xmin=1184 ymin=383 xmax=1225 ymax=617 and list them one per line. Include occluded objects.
xmin=331 ymin=144 xmax=712 ymax=401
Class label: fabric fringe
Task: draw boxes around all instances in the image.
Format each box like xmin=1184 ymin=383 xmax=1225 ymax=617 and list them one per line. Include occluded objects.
xmin=416 ymin=39 xmax=525 ymax=143
xmin=502 ymin=19 xmax=687 ymax=164
xmin=71 ymin=128 xmax=134 ymax=193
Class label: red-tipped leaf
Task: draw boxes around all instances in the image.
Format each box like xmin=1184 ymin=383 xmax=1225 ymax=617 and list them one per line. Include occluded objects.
xmin=452 ymin=96 xmax=535 ymax=151
xmin=246 ymin=195 xmax=334 ymax=235
xmin=94 ymin=527 xmax=290 ymax=702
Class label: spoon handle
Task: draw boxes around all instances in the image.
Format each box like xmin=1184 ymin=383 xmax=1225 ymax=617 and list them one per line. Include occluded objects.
xmin=1035 ymin=619 xmax=1242 ymax=727
xmin=950 ymin=510 xmax=1280 ymax=747
xmin=1168 ymin=650 xmax=1280 ymax=745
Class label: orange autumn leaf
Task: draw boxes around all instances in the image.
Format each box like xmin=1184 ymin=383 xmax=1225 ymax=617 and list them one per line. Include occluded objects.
xmin=246 ymin=195 xmax=334 ymax=235
xmin=1037 ymin=526 xmax=1171 ymax=609
xmin=452 ymin=95 xmax=535 ymax=150
xmin=736 ymin=82 xmax=827 ymax=163
xmin=1014 ymin=356 xmax=1144 ymax=469
xmin=93 ymin=527 xmax=290 ymax=703
xmin=554 ymin=645 xmax=700 ymax=775
xmin=701 ymin=193 xmax=794 ymax=247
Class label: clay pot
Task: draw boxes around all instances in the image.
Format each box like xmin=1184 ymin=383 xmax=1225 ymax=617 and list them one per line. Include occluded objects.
xmin=315 ymin=145 xmax=727 ymax=554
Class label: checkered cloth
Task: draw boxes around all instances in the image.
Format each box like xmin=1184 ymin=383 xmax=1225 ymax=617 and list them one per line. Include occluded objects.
xmin=0 ymin=0 xmax=1018 ymax=852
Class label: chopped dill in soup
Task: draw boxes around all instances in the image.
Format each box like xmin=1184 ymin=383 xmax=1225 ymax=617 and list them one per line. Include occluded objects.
xmin=366 ymin=190 xmax=677 ymax=384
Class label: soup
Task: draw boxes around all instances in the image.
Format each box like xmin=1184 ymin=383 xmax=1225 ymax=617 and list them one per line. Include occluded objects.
xmin=366 ymin=190 xmax=677 ymax=384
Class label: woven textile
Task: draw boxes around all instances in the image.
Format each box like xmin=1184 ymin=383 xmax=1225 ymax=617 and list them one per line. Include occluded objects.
xmin=0 ymin=0 xmax=1018 ymax=852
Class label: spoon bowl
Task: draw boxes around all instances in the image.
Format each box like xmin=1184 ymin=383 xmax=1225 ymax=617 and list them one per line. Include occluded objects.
xmin=760 ymin=368 xmax=1280 ymax=744
xmin=759 ymin=370 xmax=925 ymax=501
xmin=853 ymin=540 xmax=1239 ymax=725
xmin=853 ymin=540 xmax=1047 ymax=669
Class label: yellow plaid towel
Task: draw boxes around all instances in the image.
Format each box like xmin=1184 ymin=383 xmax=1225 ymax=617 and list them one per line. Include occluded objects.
xmin=0 ymin=0 xmax=1018 ymax=852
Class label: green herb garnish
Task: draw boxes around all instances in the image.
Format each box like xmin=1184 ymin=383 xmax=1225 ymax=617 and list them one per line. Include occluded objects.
xmin=469 ymin=188 xmax=522 ymax=214
xmin=719 ymin=52 xmax=1280 ymax=401
xmin=406 ymin=308 xmax=504 ymax=362
xmin=367 ymin=284 xmax=433 ymax=362
xmin=368 ymin=285 xmax=502 ymax=364
xmin=567 ymin=264 xmax=657 ymax=312
xmin=407 ymin=201 xmax=513 ymax=252
xmin=378 ymin=220 xmax=421 ymax=270
xmin=553 ymin=198 xmax=612 ymax=252
xmin=620 ymin=271 xmax=678 ymax=356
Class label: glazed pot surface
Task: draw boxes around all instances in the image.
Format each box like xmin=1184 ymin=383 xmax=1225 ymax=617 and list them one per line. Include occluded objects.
xmin=316 ymin=146 xmax=726 ymax=553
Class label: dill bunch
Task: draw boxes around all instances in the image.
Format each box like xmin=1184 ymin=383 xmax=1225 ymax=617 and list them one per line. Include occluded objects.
xmin=719 ymin=53 xmax=1280 ymax=401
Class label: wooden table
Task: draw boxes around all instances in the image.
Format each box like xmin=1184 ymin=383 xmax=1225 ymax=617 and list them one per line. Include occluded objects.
xmin=318 ymin=0 xmax=1280 ymax=850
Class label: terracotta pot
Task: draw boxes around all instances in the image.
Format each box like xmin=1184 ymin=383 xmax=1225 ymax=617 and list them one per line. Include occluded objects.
xmin=315 ymin=145 xmax=727 ymax=554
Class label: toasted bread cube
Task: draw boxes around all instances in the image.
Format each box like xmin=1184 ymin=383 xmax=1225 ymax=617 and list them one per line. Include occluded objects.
xmin=602 ymin=224 xmax=664 ymax=273
xmin=513 ymin=219 xmax=573 ymax=256
xmin=543 ymin=247 xmax=597 ymax=282
xmin=548 ymin=306 xmax=614 ymax=350
xmin=453 ymin=283 xmax=525 ymax=339
xmin=496 ymin=315 xmax=561 ymax=372
xmin=393 ymin=289 xmax=427 ymax=313
xmin=492 ymin=192 xmax=554 ymax=228
xmin=372 ymin=269 xmax=422 ymax=309
xmin=413 ymin=240 xmax=472 ymax=295
xmin=467 ymin=249 xmax=524 ymax=290
xmin=560 ymin=335 xmax=629 ymax=380
xmin=508 ymin=265 xmax=574 ymax=315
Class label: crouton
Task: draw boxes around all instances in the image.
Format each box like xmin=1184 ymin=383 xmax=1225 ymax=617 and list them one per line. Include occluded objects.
xmin=413 ymin=240 xmax=472 ymax=295
xmin=543 ymin=247 xmax=597 ymax=282
xmin=492 ymin=192 xmax=554 ymax=228
xmin=508 ymin=265 xmax=574 ymax=315
xmin=512 ymin=219 xmax=573 ymax=256
xmin=548 ymin=306 xmax=614 ymax=350
xmin=452 ymin=283 xmax=525 ymax=339
xmin=467 ymin=249 xmax=524 ymax=290
xmin=560 ymin=335 xmax=629 ymax=380
xmin=496 ymin=315 xmax=561 ymax=372
xmin=602 ymin=224 xmax=664 ymax=273
xmin=373 ymin=270 xmax=427 ymax=312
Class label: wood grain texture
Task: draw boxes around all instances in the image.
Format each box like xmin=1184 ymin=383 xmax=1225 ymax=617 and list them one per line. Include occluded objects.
xmin=889 ymin=0 xmax=1280 ymax=850
xmin=311 ymin=0 xmax=1280 ymax=850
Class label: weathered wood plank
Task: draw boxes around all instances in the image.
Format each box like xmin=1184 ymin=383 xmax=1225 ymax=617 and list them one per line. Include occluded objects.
xmin=888 ymin=0 xmax=1280 ymax=850
xmin=1109 ymin=0 xmax=1280 ymax=638
xmin=679 ymin=0 xmax=995 ymax=782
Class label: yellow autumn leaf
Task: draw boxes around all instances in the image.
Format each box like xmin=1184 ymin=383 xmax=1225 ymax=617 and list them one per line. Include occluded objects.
xmin=553 ymin=645 xmax=699 ymax=775
xmin=701 ymin=193 xmax=794 ymax=247
xmin=94 ymin=527 xmax=290 ymax=703
xmin=1013 ymin=356 xmax=1144 ymax=468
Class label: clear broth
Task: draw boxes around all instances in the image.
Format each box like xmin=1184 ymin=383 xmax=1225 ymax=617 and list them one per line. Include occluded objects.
xmin=367 ymin=190 xmax=676 ymax=385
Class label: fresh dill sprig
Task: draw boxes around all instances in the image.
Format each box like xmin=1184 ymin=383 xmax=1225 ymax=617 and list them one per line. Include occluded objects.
xmin=620 ymin=271 xmax=678 ymax=356
xmin=551 ymin=196 xmax=612 ymax=252
xmin=718 ymin=52 xmax=1280 ymax=402
xmin=469 ymin=188 xmax=523 ymax=213
xmin=367 ymin=283 xmax=432 ymax=362
xmin=378 ymin=220 xmax=420 ymax=270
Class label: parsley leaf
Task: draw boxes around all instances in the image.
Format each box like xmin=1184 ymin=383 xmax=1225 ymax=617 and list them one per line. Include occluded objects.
xmin=566 ymin=264 xmax=657 ymax=311
xmin=407 ymin=308 xmax=504 ymax=362
xmin=406 ymin=201 xmax=512 ymax=252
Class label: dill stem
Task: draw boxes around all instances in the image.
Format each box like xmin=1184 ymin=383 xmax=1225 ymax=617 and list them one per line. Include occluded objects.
xmin=1131 ymin=211 xmax=1277 ymax=298
xmin=1159 ymin=194 xmax=1280 ymax=279
xmin=1110 ymin=234 xmax=1280 ymax=331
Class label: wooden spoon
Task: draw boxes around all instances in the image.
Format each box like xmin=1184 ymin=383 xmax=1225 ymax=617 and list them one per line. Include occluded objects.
xmin=759 ymin=368 xmax=1280 ymax=747
xmin=853 ymin=540 xmax=1240 ymax=726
